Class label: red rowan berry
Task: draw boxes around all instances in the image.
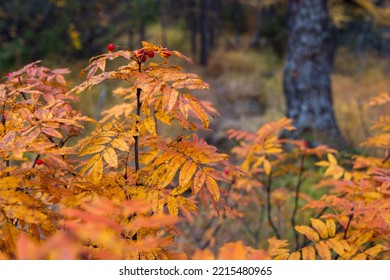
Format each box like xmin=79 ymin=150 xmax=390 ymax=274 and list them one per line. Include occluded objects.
xmin=147 ymin=50 xmax=154 ymax=58
xmin=107 ymin=43 xmax=116 ymax=52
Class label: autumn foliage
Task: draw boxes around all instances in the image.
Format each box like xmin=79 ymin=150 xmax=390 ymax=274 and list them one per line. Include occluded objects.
xmin=0 ymin=42 xmax=389 ymax=260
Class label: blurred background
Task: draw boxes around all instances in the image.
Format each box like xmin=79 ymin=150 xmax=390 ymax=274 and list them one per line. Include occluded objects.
xmin=0 ymin=0 xmax=389 ymax=150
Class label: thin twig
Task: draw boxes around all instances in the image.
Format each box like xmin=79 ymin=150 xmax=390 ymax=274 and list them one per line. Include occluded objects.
xmin=134 ymin=87 xmax=142 ymax=173
xmin=343 ymin=208 xmax=354 ymax=239
xmin=265 ymin=171 xmax=281 ymax=239
xmin=292 ymin=152 xmax=306 ymax=250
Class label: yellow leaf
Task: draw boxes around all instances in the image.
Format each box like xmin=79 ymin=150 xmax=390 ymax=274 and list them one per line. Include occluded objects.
xmin=252 ymin=156 xmax=265 ymax=169
xmin=92 ymin=157 xmax=103 ymax=184
xmin=326 ymin=238 xmax=346 ymax=257
xmin=159 ymin=155 xmax=186 ymax=189
xmin=263 ymin=159 xmax=272 ymax=175
xmin=184 ymin=94 xmax=209 ymax=128
xmin=302 ymin=246 xmax=316 ymax=260
xmin=295 ymin=225 xmax=320 ymax=242
xmin=167 ymin=196 xmax=179 ymax=216
xmin=315 ymin=160 xmax=330 ymax=167
xmin=365 ymin=244 xmax=384 ymax=258
xmin=267 ymin=237 xmax=290 ymax=257
xmin=163 ymin=86 xmax=179 ymax=111
xmin=206 ymin=176 xmax=220 ymax=202
xmin=2 ymin=222 xmax=20 ymax=254
xmin=0 ymin=177 xmax=21 ymax=189
xmin=327 ymin=153 xmax=338 ymax=165
xmin=102 ymin=147 xmax=118 ymax=169
xmin=311 ymin=218 xmax=328 ymax=239
xmin=110 ymin=138 xmax=130 ymax=151
xmin=171 ymin=182 xmax=192 ymax=195
xmin=155 ymin=98 xmax=173 ymax=125
xmin=141 ymin=98 xmax=151 ymax=116
xmin=79 ymin=154 xmax=100 ymax=175
xmin=91 ymin=137 xmax=112 ymax=145
xmin=142 ymin=116 xmax=156 ymax=135
xmin=179 ymin=95 xmax=191 ymax=119
xmin=176 ymin=196 xmax=198 ymax=211
xmin=288 ymin=251 xmax=301 ymax=260
xmin=179 ymin=161 xmax=197 ymax=187
xmin=326 ymin=219 xmax=336 ymax=237
xmin=352 ymin=253 xmax=367 ymax=260
xmin=274 ymin=253 xmax=289 ymax=260
xmin=193 ymin=170 xmax=206 ymax=194
xmin=315 ymin=241 xmax=331 ymax=260
xmin=80 ymin=145 xmax=106 ymax=156
xmin=153 ymin=150 xmax=177 ymax=166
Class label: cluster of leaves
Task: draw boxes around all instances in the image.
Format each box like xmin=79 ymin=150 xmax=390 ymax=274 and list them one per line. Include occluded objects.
xmin=1 ymin=41 xmax=389 ymax=260
xmin=0 ymin=42 xmax=235 ymax=259
xmin=224 ymin=92 xmax=390 ymax=260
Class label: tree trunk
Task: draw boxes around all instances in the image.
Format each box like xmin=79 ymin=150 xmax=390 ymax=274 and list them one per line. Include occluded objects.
xmin=157 ymin=0 xmax=167 ymax=46
xmin=187 ymin=0 xmax=198 ymax=56
xmin=283 ymin=0 xmax=345 ymax=148
xmin=199 ymin=0 xmax=208 ymax=66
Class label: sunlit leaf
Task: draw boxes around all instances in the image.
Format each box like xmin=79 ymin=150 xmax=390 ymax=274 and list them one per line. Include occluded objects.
xmin=205 ymin=176 xmax=220 ymax=202
xmin=315 ymin=241 xmax=331 ymax=260
xmin=102 ymin=147 xmax=118 ymax=169
xmin=302 ymin=246 xmax=316 ymax=260
xmin=295 ymin=225 xmax=320 ymax=242
xmin=311 ymin=218 xmax=328 ymax=239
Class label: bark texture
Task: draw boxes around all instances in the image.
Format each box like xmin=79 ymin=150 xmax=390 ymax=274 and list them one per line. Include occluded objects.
xmin=283 ymin=0 xmax=345 ymax=147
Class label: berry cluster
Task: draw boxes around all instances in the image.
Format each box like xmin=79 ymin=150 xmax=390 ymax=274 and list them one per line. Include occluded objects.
xmin=107 ymin=43 xmax=171 ymax=64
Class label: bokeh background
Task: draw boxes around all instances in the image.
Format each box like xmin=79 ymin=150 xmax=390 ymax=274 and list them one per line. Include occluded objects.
xmin=0 ymin=0 xmax=389 ymax=150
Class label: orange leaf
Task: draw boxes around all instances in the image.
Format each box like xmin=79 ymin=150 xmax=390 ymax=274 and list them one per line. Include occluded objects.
xmin=326 ymin=238 xmax=346 ymax=258
xmin=315 ymin=241 xmax=331 ymax=260
xmin=159 ymin=154 xmax=186 ymax=189
xmin=192 ymin=249 xmax=215 ymax=260
xmin=142 ymin=116 xmax=156 ymax=135
xmin=179 ymin=161 xmax=197 ymax=187
xmin=311 ymin=218 xmax=328 ymax=239
xmin=110 ymin=138 xmax=130 ymax=151
xmin=218 ymin=241 xmax=246 ymax=260
xmin=92 ymin=157 xmax=103 ymax=184
xmin=267 ymin=237 xmax=290 ymax=256
xmin=326 ymin=218 xmax=336 ymax=237
xmin=128 ymin=214 xmax=178 ymax=230
xmin=193 ymin=170 xmax=206 ymax=194
xmin=352 ymin=253 xmax=367 ymax=260
xmin=167 ymin=196 xmax=179 ymax=216
xmin=206 ymin=176 xmax=220 ymax=202
xmin=41 ymin=127 xmax=62 ymax=138
xmin=263 ymin=159 xmax=272 ymax=175
xmin=288 ymin=251 xmax=300 ymax=260
xmin=295 ymin=225 xmax=320 ymax=242
xmin=302 ymin=246 xmax=316 ymax=260
xmin=80 ymin=145 xmax=106 ymax=156
xmin=0 ymin=176 xmax=21 ymax=189
xmin=102 ymin=147 xmax=118 ymax=169
xmin=365 ymin=244 xmax=384 ymax=258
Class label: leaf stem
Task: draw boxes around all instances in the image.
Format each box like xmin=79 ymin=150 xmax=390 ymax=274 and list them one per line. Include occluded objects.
xmin=134 ymin=88 xmax=141 ymax=172
xmin=292 ymin=152 xmax=305 ymax=250
xmin=266 ymin=171 xmax=281 ymax=239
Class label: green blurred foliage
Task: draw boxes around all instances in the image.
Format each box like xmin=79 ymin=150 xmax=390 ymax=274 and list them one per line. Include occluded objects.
xmin=0 ymin=0 xmax=159 ymax=70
